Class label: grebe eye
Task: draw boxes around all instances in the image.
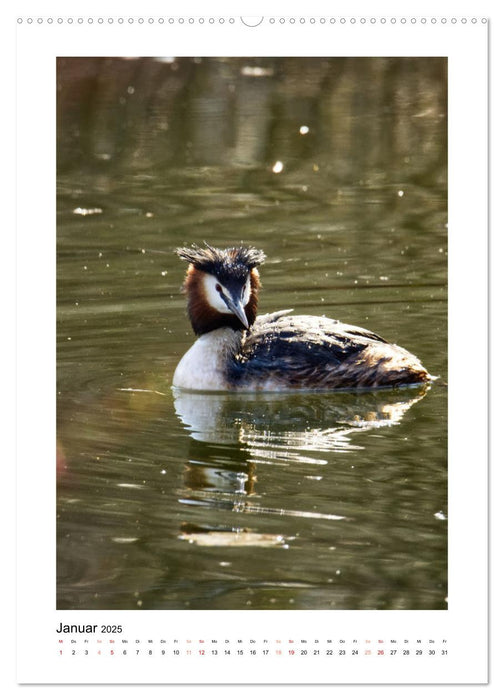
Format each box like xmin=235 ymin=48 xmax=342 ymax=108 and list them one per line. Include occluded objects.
xmin=215 ymin=283 xmax=222 ymax=293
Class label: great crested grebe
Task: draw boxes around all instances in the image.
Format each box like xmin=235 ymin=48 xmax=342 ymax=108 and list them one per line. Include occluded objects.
xmin=173 ymin=244 xmax=432 ymax=392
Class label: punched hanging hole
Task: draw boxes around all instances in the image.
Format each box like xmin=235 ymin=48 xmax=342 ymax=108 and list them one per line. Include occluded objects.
xmin=240 ymin=16 xmax=264 ymax=27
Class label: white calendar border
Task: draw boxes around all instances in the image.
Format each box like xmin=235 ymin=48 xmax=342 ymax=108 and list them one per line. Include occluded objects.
xmin=14 ymin=4 xmax=488 ymax=686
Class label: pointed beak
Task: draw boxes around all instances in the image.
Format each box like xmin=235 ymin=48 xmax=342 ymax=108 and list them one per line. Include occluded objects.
xmin=224 ymin=294 xmax=249 ymax=329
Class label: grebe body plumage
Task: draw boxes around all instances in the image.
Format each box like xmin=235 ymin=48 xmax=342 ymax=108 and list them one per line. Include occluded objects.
xmin=173 ymin=245 xmax=431 ymax=392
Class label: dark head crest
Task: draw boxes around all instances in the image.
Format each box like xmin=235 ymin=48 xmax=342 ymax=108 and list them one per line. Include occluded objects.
xmin=176 ymin=244 xmax=266 ymax=280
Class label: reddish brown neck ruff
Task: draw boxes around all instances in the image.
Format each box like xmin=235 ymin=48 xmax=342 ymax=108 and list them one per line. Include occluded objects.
xmin=183 ymin=265 xmax=261 ymax=336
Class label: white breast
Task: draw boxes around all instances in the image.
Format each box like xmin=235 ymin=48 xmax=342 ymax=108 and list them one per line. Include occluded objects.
xmin=172 ymin=328 xmax=241 ymax=391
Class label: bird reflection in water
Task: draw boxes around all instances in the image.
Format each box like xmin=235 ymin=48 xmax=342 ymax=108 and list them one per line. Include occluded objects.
xmin=174 ymin=386 xmax=429 ymax=547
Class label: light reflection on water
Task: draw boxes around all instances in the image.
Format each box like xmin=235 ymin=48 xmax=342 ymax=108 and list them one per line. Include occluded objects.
xmin=173 ymin=385 xmax=429 ymax=452
xmin=57 ymin=57 xmax=447 ymax=610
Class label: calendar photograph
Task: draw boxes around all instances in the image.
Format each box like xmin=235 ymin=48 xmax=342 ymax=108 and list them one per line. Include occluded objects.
xmin=56 ymin=55 xmax=447 ymax=612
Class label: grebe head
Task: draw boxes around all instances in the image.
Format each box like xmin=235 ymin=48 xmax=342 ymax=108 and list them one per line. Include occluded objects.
xmin=176 ymin=244 xmax=266 ymax=335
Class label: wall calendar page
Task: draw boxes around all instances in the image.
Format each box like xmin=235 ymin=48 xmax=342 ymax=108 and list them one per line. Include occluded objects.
xmin=14 ymin=0 xmax=489 ymax=691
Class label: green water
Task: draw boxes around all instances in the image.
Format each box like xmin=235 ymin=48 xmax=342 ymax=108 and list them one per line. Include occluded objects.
xmin=57 ymin=57 xmax=447 ymax=610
